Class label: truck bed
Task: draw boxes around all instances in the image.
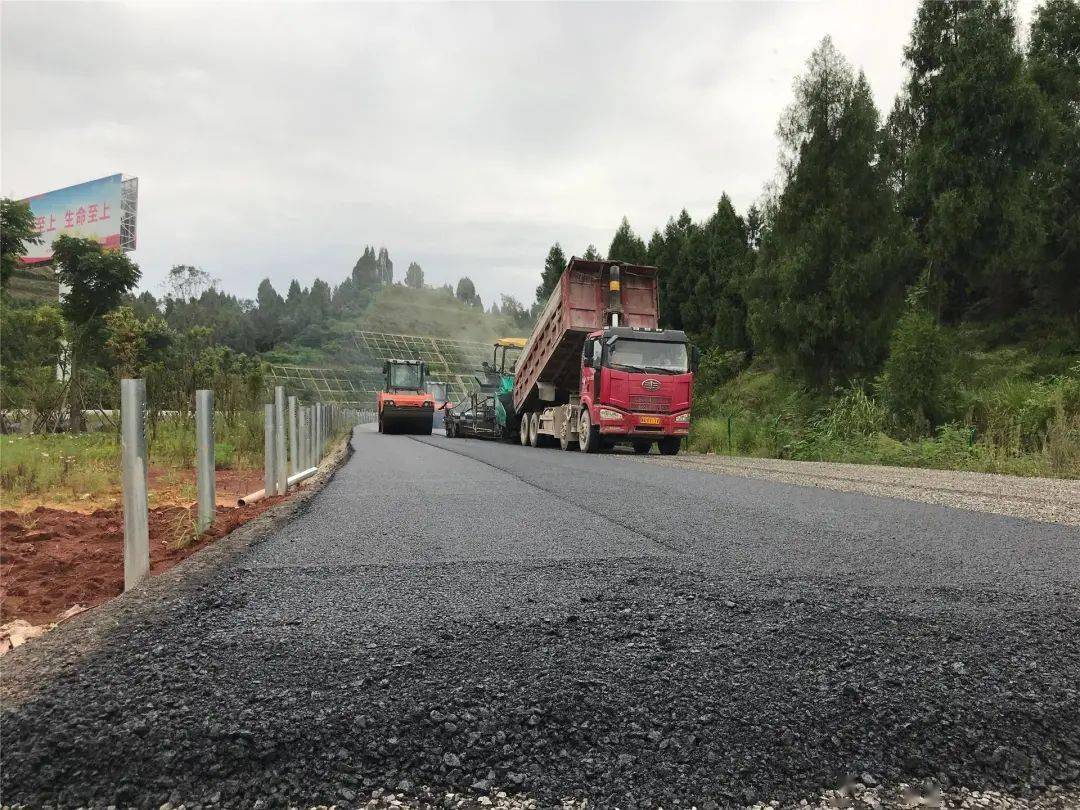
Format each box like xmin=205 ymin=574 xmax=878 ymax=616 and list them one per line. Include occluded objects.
xmin=512 ymin=259 xmax=659 ymax=414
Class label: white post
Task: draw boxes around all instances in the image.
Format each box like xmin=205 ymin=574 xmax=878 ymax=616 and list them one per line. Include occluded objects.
xmin=275 ymin=386 xmax=287 ymax=495
xmin=308 ymin=404 xmax=314 ymax=468
xmin=298 ymin=406 xmax=309 ymax=474
xmin=264 ymin=403 xmax=276 ymax=496
xmin=288 ymin=395 xmax=298 ymax=476
xmin=315 ymin=403 xmax=322 ymax=462
xmin=121 ymin=379 xmax=149 ymax=590
xmin=195 ymin=389 xmax=215 ymax=533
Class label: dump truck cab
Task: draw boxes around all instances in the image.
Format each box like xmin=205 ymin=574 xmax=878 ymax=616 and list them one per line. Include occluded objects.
xmin=377 ymin=359 xmax=435 ymax=434
xmin=578 ymin=326 xmax=693 ymax=454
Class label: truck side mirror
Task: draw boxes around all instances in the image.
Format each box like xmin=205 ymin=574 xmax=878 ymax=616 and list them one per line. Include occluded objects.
xmin=690 ymin=345 xmax=701 ymax=373
xmin=582 ymin=340 xmax=593 ymax=368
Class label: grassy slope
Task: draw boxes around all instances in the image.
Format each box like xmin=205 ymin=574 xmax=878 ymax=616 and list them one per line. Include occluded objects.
xmin=690 ymin=325 xmax=1080 ymax=478
xmin=263 ymin=285 xmax=530 ymax=369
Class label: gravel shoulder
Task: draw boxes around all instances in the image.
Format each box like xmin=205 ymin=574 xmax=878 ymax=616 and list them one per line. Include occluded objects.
xmin=640 ymin=452 xmax=1080 ymax=527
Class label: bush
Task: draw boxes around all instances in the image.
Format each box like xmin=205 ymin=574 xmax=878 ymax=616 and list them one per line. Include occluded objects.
xmin=879 ymin=298 xmax=955 ymax=437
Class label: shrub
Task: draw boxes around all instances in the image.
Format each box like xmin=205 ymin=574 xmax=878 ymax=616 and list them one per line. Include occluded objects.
xmin=879 ymin=293 xmax=955 ymax=437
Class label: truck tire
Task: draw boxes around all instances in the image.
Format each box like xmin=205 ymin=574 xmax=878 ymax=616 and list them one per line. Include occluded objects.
xmin=520 ymin=414 xmax=531 ymax=446
xmin=528 ymin=412 xmax=541 ymax=448
xmin=578 ymin=409 xmax=599 ymax=453
xmin=658 ymin=437 xmax=681 ymax=456
xmin=632 ymin=441 xmax=652 ymax=454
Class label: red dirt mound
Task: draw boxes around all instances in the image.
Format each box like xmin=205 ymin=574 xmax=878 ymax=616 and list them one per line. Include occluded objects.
xmin=1 ymin=496 xmax=284 ymax=626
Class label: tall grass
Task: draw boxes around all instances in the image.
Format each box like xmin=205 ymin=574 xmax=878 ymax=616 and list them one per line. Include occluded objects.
xmin=0 ymin=433 xmax=118 ymax=501
xmin=689 ymin=358 xmax=1080 ymax=478
xmin=1 ymin=411 xmax=267 ymax=501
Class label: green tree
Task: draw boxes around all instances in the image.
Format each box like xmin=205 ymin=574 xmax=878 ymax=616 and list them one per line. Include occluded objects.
xmin=52 ymin=235 xmax=141 ymax=430
xmin=1028 ymin=0 xmax=1080 ymax=325
xmin=879 ymin=285 xmax=956 ymax=436
xmin=902 ymin=0 xmax=1048 ymax=318
xmin=456 ymin=276 xmax=477 ymax=304
xmin=648 ymin=210 xmax=693 ymax=329
xmin=352 ymin=247 xmax=379 ymax=287
xmin=499 ymin=294 xmax=532 ymax=329
xmin=582 ymin=244 xmax=603 ymax=261
xmin=0 ymin=198 xmax=42 ymax=290
xmin=104 ymin=306 xmax=171 ymax=380
xmin=703 ymin=195 xmax=754 ymax=350
xmin=377 ymin=247 xmax=394 ymax=285
xmin=285 ymin=279 xmax=304 ymax=310
xmin=309 ymin=278 xmax=332 ymax=317
xmin=0 ymin=303 xmax=65 ymax=431
xmin=256 ymin=279 xmax=284 ymax=312
xmin=746 ymin=37 xmax=916 ymax=386
xmin=405 ymin=262 xmax=424 ymax=288
xmin=608 ymin=217 xmax=648 ymax=263
xmin=535 ymin=243 xmax=566 ymax=305
xmin=165 ymin=264 xmax=215 ymax=301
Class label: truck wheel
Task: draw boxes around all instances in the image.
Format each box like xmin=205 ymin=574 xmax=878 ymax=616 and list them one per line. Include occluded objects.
xmin=520 ymin=415 xmax=531 ymax=446
xmin=528 ymin=412 xmax=541 ymax=448
xmin=632 ymin=441 xmax=652 ymax=455
xmin=506 ymin=421 xmax=521 ymax=444
xmin=377 ymin=415 xmax=383 ymax=433
xmin=658 ymin=437 xmax=681 ymax=456
xmin=578 ymin=410 xmax=599 ymax=453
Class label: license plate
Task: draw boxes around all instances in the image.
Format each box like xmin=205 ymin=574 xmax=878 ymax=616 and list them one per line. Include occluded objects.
xmin=638 ymin=416 xmax=661 ymax=426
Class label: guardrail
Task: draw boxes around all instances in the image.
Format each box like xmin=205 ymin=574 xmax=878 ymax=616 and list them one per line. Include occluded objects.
xmin=119 ymin=379 xmax=374 ymax=591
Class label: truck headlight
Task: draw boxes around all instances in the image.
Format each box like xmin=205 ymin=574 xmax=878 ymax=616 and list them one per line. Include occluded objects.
xmin=384 ymin=400 xmax=395 ymax=407
xmin=598 ymin=408 xmax=623 ymax=420
xmin=675 ymin=412 xmax=690 ymax=424
xmin=423 ymin=401 xmax=433 ymax=407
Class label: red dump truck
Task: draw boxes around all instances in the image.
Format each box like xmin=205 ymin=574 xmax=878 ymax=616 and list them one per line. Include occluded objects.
xmin=512 ymin=258 xmax=695 ymax=454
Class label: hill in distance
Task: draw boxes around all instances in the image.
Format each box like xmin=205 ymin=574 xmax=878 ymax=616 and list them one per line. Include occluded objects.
xmin=262 ymin=284 xmax=532 ymax=370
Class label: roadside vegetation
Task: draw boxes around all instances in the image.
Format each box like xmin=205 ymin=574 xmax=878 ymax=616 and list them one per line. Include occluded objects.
xmin=0 ymin=413 xmax=267 ymax=506
xmin=570 ymin=1 xmax=1079 ymax=478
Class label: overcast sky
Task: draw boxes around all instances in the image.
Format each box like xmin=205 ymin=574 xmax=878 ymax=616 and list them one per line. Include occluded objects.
xmin=1 ymin=1 xmax=1039 ymax=308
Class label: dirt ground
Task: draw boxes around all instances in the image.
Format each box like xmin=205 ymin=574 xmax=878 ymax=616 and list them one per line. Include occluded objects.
xmin=1 ymin=485 xmax=285 ymax=627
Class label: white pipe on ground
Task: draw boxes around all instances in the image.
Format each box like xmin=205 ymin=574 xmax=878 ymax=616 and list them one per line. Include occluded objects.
xmin=287 ymin=466 xmax=318 ymax=487
xmin=237 ymin=488 xmax=265 ymax=507
xmin=237 ymin=466 xmax=317 ymax=506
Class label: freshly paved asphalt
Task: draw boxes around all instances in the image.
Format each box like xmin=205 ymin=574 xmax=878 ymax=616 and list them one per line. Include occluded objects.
xmin=3 ymin=425 xmax=1078 ymax=808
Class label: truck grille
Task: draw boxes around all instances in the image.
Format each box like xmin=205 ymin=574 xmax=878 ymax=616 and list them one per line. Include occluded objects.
xmin=630 ymin=395 xmax=671 ymax=413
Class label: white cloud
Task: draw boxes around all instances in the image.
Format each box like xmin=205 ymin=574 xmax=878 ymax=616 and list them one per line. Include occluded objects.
xmin=0 ymin=1 xmax=1038 ymax=309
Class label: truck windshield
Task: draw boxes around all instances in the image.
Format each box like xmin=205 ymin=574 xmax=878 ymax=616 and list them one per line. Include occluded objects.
xmin=607 ymin=339 xmax=688 ymax=374
xmin=390 ymin=364 xmax=423 ymax=390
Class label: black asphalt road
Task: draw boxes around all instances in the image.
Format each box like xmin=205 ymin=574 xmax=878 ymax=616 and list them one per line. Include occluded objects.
xmin=3 ymin=426 xmax=1079 ymax=809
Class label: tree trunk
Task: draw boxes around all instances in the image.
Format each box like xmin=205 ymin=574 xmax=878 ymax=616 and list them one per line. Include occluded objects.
xmin=68 ymin=348 xmax=84 ymax=433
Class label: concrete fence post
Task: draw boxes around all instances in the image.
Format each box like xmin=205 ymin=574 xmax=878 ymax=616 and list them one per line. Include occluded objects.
xmin=298 ymin=406 xmax=308 ymax=472
xmin=195 ymin=389 xmax=215 ymax=533
xmin=121 ymin=378 xmax=149 ymax=591
xmin=275 ymin=386 xmax=287 ymax=495
xmin=288 ymin=395 xmax=298 ymax=476
xmin=315 ymin=403 xmax=323 ymax=461
xmin=264 ymin=403 xmax=276 ymax=496
xmin=307 ymin=404 xmax=315 ymax=466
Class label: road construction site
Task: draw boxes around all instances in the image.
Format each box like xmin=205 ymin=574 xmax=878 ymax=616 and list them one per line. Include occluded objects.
xmin=2 ymin=424 xmax=1077 ymax=809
